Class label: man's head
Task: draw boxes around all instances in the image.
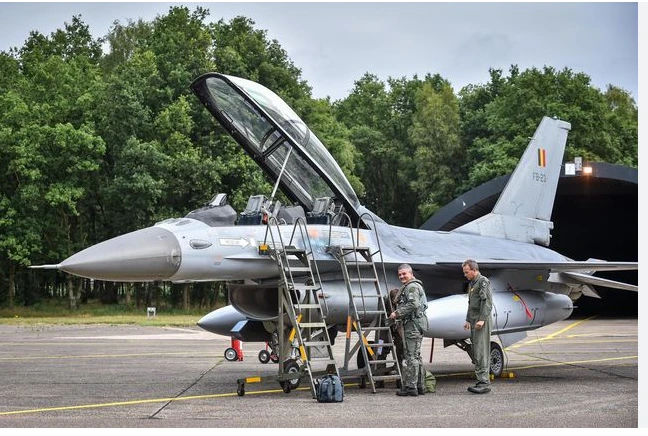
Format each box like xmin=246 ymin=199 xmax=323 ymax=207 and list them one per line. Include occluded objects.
xmin=397 ymin=263 xmax=414 ymax=284
xmin=462 ymin=259 xmax=479 ymax=281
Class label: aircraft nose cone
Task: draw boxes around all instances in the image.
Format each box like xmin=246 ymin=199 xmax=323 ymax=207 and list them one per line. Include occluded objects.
xmin=60 ymin=226 xmax=181 ymax=281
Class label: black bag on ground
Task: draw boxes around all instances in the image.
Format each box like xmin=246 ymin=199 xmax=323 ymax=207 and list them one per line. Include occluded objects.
xmin=316 ymin=374 xmax=344 ymax=402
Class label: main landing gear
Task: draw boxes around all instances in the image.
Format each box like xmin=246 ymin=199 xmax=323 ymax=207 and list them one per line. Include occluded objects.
xmin=489 ymin=341 xmax=504 ymax=377
xmin=449 ymin=339 xmax=505 ymax=377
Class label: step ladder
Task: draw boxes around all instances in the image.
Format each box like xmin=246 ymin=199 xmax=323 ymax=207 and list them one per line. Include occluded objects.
xmin=266 ymin=218 xmax=339 ymax=398
xmin=328 ymin=244 xmax=402 ymax=393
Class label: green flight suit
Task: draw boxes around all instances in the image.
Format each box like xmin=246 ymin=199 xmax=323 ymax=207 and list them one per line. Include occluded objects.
xmin=395 ymin=279 xmax=427 ymax=389
xmin=465 ymin=273 xmax=493 ymax=385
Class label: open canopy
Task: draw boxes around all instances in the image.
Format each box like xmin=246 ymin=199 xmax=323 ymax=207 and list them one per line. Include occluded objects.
xmin=190 ymin=73 xmax=361 ymax=223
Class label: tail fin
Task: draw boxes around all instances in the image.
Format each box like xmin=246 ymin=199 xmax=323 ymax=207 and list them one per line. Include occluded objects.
xmin=453 ymin=116 xmax=571 ymax=246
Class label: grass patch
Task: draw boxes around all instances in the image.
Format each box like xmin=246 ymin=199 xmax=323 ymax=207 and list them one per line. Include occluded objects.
xmin=0 ymin=314 xmax=202 ymax=327
xmin=0 ymin=300 xmax=213 ymax=327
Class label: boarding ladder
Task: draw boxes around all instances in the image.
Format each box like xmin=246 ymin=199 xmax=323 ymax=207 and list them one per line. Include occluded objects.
xmin=264 ymin=216 xmax=339 ymax=398
xmin=327 ymin=213 xmax=402 ymax=393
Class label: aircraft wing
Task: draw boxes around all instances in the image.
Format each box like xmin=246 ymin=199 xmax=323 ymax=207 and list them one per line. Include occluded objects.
xmin=435 ymin=260 xmax=638 ymax=273
xmin=559 ymin=271 xmax=638 ymax=292
xmin=434 ymin=259 xmax=637 ymax=293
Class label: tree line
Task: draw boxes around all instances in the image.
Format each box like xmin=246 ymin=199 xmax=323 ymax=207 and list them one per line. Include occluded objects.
xmin=0 ymin=6 xmax=637 ymax=311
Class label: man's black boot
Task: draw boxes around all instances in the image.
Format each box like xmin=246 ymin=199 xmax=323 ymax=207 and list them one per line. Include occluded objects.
xmin=396 ymin=387 xmax=418 ymax=396
xmin=417 ymin=385 xmax=426 ymax=395
xmin=467 ymin=384 xmax=491 ymax=394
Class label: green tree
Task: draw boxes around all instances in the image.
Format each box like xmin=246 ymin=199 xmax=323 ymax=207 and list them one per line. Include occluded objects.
xmin=148 ymin=6 xmax=213 ymax=104
xmin=409 ymin=81 xmax=462 ymax=218
xmin=0 ymin=16 xmax=106 ymax=308
xmin=101 ymin=18 xmax=154 ymax=72
xmin=155 ymin=96 xmax=224 ymax=214
xmin=0 ymin=123 xmax=104 ymax=308
xmin=334 ymin=74 xmax=397 ymax=221
xmin=458 ymin=65 xmax=638 ymax=191
xmin=601 ymin=85 xmax=638 ymax=167
xmin=335 ymin=73 xmax=439 ymax=227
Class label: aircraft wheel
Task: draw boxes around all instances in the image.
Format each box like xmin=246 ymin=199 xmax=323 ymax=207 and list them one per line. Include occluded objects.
xmin=279 ymin=358 xmax=301 ymax=393
xmin=489 ymin=341 xmax=504 ymax=377
xmin=224 ymin=347 xmax=238 ymax=362
xmin=258 ymin=350 xmax=271 ymax=364
xmin=237 ymin=384 xmax=245 ymax=396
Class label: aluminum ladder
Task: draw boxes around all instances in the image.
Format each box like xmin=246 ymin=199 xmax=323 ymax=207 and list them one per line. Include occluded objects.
xmin=265 ymin=217 xmax=339 ymax=398
xmin=328 ymin=242 xmax=402 ymax=393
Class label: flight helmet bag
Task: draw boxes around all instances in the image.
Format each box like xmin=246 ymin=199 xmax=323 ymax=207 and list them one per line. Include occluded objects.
xmin=316 ymin=374 xmax=344 ymax=403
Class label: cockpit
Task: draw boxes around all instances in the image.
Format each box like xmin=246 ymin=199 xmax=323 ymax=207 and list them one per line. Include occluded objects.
xmin=185 ymin=193 xmax=344 ymax=228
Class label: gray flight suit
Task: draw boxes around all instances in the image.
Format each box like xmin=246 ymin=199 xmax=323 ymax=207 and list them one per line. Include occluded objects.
xmin=395 ymin=279 xmax=427 ymax=390
xmin=465 ymin=273 xmax=493 ymax=385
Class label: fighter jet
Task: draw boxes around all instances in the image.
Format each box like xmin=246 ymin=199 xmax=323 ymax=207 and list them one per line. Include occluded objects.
xmin=33 ymin=73 xmax=637 ymax=387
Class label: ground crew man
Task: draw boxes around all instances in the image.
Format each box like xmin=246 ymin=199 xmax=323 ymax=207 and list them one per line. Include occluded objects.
xmin=462 ymin=259 xmax=493 ymax=394
xmin=389 ymin=264 xmax=427 ymax=396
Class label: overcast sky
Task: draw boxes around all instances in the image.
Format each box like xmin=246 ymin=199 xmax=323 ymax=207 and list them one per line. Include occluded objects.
xmin=0 ymin=1 xmax=641 ymax=104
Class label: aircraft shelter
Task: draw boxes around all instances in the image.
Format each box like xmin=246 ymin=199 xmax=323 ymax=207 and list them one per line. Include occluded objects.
xmin=420 ymin=162 xmax=638 ymax=316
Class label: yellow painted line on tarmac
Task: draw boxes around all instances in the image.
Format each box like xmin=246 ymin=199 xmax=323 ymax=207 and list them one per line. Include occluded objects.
xmin=0 ymin=352 xmax=217 ymax=361
xmin=0 ymin=387 xmax=303 ymax=416
xmin=512 ymin=338 xmax=638 ymax=346
xmin=505 ymin=354 xmax=637 ymax=371
xmin=0 ymin=382 xmax=361 ymax=416
xmin=0 ymin=392 xmax=248 ymax=416
xmin=437 ymin=354 xmax=637 ymax=379
xmin=508 ymin=316 xmax=596 ymax=349
xmin=563 ymin=333 xmax=637 ymax=338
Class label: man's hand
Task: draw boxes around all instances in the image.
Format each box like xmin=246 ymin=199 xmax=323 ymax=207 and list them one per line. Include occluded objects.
xmin=475 ymin=320 xmax=485 ymax=330
xmin=463 ymin=321 xmax=470 ymax=330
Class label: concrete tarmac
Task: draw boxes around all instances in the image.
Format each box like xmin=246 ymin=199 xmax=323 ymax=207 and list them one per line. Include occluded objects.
xmin=0 ymin=317 xmax=638 ymax=428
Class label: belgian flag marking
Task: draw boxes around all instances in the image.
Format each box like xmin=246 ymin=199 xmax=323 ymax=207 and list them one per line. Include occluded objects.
xmin=537 ymin=148 xmax=547 ymax=167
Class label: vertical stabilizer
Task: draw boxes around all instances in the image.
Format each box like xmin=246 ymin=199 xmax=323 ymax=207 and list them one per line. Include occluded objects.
xmin=453 ymin=116 xmax=571 ymax=246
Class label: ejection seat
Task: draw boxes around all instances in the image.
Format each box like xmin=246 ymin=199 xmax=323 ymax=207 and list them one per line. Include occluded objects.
xmin=238 ymin=195 xmax=268 ymax=225
xmin=306 ymin=197 xmax=334 ymax=225
xmin=184 ymin=193 xmax=237 ymax=227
